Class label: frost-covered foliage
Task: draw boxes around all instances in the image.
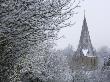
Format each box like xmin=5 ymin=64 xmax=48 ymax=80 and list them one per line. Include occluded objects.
xmin=97 ymin=46 xmax=110 ymax=65
xmin=0 ymin=0 xmax=80 ymax=82
xmin=73 ymin=70 xmax=91 ymax=82
xmin=92 ymin=46 xmax=110 ymax=82
xmin=15 ymin=48 xmax=73 ymax=82
xmin=45 ymin=50 xmax=73 ymax=82
xmin=13 ymin=41 xmax=53 ymax=82
xmin=63 ymin=45 xmax=75 ymax=71
xmin=63 ymin=44 xmax=74 ymax=57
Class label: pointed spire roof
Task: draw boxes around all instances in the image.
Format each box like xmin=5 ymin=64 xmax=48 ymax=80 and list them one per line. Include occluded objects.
xmin=75 ymin=13 xmax=96 ymax=57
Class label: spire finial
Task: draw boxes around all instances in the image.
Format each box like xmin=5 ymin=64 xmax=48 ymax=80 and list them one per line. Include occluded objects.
xmin=84 ymin=9 xmax=86 ymax=19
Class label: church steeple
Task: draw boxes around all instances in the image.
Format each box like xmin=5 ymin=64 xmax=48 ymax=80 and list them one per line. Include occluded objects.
xmin=75 ymin=13 xmax=95 ymax=57
xmin=72 ymin=14 xmax=98 ymax=70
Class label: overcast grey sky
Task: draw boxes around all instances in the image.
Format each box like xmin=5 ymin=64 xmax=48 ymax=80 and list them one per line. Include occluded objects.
xmin=56 ymin=0 xmax=110 ymax=50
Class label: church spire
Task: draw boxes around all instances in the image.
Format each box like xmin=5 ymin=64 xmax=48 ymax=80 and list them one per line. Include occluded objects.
xmin=75 ymin=13 xmax=95 ymax=57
